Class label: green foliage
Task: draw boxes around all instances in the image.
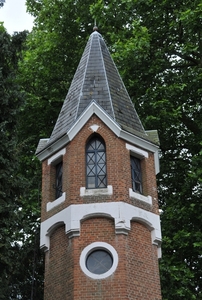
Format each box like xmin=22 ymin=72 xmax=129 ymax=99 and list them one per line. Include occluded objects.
xmin=0 ymin=27 xmax=44 ymax=299
xmin=12 ymin=0 xmax=202 ymax=298
xmin=23 ymin=0 xmax=202 ymax=299
xmin=0 ymin=28 xmax=24 ymax=297
xmin=89 ymin=3 xmax=202 ymax=297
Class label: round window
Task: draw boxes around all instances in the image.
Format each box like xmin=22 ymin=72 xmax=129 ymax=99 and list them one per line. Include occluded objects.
xmin=86 ymin=249 xmax=113 ymax=274
xmin=80 ymin=242 xmax=118 ymax=279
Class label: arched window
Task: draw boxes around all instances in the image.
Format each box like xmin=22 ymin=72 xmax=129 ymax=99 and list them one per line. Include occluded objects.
xmin=86 ymin=136 xmax=107 ymax=189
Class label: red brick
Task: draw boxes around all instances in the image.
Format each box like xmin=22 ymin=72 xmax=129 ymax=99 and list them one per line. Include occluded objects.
xmin=41 ymin=115 xmax=162 ymax=299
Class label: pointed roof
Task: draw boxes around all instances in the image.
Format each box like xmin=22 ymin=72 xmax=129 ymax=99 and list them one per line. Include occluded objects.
xmin=36 ymin=30 xmax=159 ymax=157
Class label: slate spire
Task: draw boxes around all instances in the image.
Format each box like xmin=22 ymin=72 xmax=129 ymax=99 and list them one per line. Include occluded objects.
xmin=48 ymin=30 xmax=148 ymax=146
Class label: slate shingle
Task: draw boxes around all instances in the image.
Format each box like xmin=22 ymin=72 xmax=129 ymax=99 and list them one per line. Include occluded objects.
xmin=44 ymin=30 xmax=151 ymax=149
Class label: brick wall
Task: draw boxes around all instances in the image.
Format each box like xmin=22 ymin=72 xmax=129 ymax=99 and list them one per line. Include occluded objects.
xmin=126 ymin=222 xmax=161 ymax=299
xmin=41 ymin=114 xmax=161 ymax=299
xmin=44 ymin=225 xmax=74 ymax=299
xmin=44 ymin=218 xmax=161 ymax=299
xmin=41 ymin=115 xmax=159 ymax=222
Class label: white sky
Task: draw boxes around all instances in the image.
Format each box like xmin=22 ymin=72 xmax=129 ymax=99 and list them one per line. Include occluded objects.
xmin=0 ymin=0 xmax=34 ymax=34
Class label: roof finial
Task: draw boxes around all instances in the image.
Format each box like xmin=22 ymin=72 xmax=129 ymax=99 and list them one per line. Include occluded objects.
xmin=93 ymin=19 xmax=98 ymax=32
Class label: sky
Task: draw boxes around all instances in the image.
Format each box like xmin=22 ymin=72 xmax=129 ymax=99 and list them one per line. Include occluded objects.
xmin=0 ymin=0 xmax=34 ymax=34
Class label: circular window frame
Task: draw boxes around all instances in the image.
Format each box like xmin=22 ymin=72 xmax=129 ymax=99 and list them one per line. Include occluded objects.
xmin=80 ymin=242 xmax=118 ymax=279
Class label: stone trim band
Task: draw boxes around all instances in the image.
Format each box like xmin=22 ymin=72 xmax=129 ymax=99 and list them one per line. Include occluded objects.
xmin=40 ymin=201 xmax=162 ymax=258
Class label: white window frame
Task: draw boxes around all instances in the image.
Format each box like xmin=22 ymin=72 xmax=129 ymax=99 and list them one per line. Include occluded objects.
xmin=80 ymin=242 xmax=118 ymax=279
xmin=126 ymin=143 xmax=152 ymax=205
xmin=46 ymin=148 xmax=66 ymax=211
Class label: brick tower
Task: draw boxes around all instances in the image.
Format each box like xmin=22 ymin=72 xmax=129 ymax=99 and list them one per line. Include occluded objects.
xmin=36 ymin=29 xmax=162 ymax=300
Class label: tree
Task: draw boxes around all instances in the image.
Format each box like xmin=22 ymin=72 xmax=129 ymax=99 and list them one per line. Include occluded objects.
xmin=0 ymin=25 xmax=44 ymax=299
xmin=20 ymin=0 xmax=202 ymax=298
xmin=0 ymin=24 xmax=24 ymax=298
xmin=91 ymin=2 xmax=202 ymax=298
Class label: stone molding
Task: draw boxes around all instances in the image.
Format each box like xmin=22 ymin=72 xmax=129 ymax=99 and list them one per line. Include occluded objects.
xmin=47 ymin=147 xmax=66 ymax=165
xmin=40 ymin=201 xmax=162 ymax=258
xmin=80 ymin=185 xmax=113 ymax=197
xmin=129 ymin=188 xmax=152 ymax=205
xmin=36 ymin=102 xmax=160 ymax=176
xmin=126 ymin=143 xmax=149 ymax=158
xmin=46 ymin=192 xmax=66 ymax=211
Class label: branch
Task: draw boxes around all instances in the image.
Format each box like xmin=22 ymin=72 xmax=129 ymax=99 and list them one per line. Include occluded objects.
xmin=180 ymin=114 xmax=200 ymax=135
xmin=172 ymin=51 xmax=199 ymax=66
xmin=170 ymin=63 xmax=196 ymax=69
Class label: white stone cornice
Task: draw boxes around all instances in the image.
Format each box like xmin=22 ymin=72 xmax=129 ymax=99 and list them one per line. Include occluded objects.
xmin=40 ymin=202 xmax=162 ymax=257
xmin=36 ymin=102 xmax=159 ymax=171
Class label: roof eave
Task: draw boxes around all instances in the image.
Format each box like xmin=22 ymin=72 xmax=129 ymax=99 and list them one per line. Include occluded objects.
xmin=36 ymin=101 xmax=160 ymax=174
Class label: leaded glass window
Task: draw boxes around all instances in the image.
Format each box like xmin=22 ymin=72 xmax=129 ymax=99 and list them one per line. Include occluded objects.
xmin=55 ymin=161 xmax=63 ymax=198
xmin=130 ymin=156 xmax=142 ymax=194
xmin=86 ymin=137 xmax=107 ymax=189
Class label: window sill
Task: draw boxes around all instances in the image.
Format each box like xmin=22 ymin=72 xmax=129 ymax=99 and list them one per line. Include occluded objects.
xmin=80 ymin=185 xmax=113 ymax=197
xmin=129 ymin=188 xmax=152 ymax=205
xmin=46 ymin=192 xmax=66 ymax=212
